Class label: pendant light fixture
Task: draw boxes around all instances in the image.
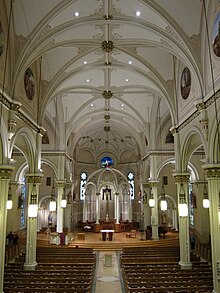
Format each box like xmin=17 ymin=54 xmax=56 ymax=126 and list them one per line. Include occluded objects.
xmin=158 ymin=98 xmax=167 ymax=211
xmin=149 ymin=187 xmax=155 ymax=208
xmin=178 ymin=182 xmax=188 ymax=217
xmin=61 ymin=187 xmax=67 ymax=208
xmin=28 ymin=184 xmax=38 ymax=218
xmin=202 ymin=182 xmax=209 ymax=209
xmin=6 ymin=184 xmax=13 ymax=210
xmin=160 ymin=185 xmax=167 ymax=211
xmin=49 ymin=184 xmax=56 ymax=212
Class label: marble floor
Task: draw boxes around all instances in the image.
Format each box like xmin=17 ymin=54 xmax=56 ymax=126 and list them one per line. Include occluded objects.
xmin=93 ymin=251 xmax=124 ymax=293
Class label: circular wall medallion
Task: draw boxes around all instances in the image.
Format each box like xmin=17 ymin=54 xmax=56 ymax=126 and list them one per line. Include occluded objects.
xmin=212 ymin=12 xmax=220 ymax=57
xmin=24 ymin=68 xmax=35 ymax=100
xmin=0 ymin=23 xmax=4 ymax=57
xmin=101 ymin=156 xmax=113 ymax=168
xmin=180 ymin=67 xmax=191 ymax=100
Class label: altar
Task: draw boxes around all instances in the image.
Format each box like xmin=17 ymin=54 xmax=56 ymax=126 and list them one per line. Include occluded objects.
xmin=100 ymin=229 xmax=115 ymax=241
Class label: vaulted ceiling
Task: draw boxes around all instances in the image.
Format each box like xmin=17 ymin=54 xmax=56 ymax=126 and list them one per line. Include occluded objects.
xmin=11 ymin=0 xmax=203 ymax=159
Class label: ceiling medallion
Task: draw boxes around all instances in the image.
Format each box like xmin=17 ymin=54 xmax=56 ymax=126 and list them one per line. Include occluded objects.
xmin=104 ymin=114 xmax=111 ymax=121
xmin=101 ymin=40 xmax=114 ymax=53
xmin=102 ymin=90 xmax=113 ymax=99
xmin=104 ymin=126 xmax=110 ymax=132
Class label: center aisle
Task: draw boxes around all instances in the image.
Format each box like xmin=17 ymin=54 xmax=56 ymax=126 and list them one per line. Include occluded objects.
xmin=93 ymin=251 xmax=125 ymax=293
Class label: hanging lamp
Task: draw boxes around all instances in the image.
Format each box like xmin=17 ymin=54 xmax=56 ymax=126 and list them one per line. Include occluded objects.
xmin=61 ymin=187 xmax=67 ymax=208
xmin=28 ymin=184 xmax=38 ymax=218
xmin=178 ymin=182 xmax=188 ymax=217
xmin=49 ymin=185 xmax=56 ymax=212
xmin=160 ymin=185 xmax=167 ymax=211
xmin=149 ymin=187 xmax=155 ymax=208
xmin=7 ymin=184 xmax=13 ymax=210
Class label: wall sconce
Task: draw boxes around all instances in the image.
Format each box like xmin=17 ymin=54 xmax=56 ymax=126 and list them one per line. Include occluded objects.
xmin=7 ymin=184 xmax=13 ymax=210
xmin=178 ymin=182 xmax=188 ymax=217
xmin=49 ymin=185 xmax=56 ymax=212
xmin=28 ymin=184 xmax=38 ymax=218
xmin=160 ymin=185 xmax=167 ymax=211
xmin=61 ymin=187 xmax=67 ymax=208
xmin=202 ymin=183 xmax=209 ymax=209
xmin=148 ymin=188 xmax=155 ymax=208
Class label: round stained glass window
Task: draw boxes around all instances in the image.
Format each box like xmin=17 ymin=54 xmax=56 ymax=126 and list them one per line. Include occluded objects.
xmin=101 ymin=156 xmax=113 ymax=168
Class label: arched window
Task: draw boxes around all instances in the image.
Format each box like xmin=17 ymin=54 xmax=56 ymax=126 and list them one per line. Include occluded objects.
xmin=127 ymin=171 xmax=135 ymax=200
xmin=80 ymin=171 xmax=87 ymax=200
xmin=20 ymin=179 xmax=27 ymax=229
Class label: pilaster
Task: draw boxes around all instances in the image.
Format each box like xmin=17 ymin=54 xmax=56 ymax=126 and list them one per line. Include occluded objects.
xmin=55 ymin=180 xmax=66 ymax=233
xmin=149 ymin=181 xmax=159 ymax=239
xmin=24 ymin=173 xmax=42 ymax=271
xmin=0 ymin=165 xmax=14 ymax=293
xmin=203 ymin=164 xmax=220 ymax=293
xmin=174 ymin=173 xmax=192 ymax=269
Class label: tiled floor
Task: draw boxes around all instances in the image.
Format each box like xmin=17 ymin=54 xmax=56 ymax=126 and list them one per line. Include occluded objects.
xmin=94 ymin=251 xmax=124 ymax=293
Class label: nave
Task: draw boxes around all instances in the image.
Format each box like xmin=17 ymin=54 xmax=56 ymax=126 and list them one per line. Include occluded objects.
xmin=4 ymin=230 xmax=213 ymax=293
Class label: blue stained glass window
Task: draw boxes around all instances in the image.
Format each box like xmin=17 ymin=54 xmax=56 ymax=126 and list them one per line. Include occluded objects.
xmin=101 ymin=156 xmax=113 ymax=168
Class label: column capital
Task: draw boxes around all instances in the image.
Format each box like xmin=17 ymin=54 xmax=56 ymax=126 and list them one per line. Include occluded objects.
xmin=96 ymin=192 xmax=100 ymax=196
xmin=173 ymin=172 xmax=190 ymax=183
xmin=0 ymin=165 xmax=14 ymax=180
xmin=25 ymin=173 xmax=43 ymax=184
xmin=203 ymin=163 xmax=220 ymax=178
xmin=115 ymin=192 xmax=119 ymax=195
xmin=55 ymin=179 xmax=66 ymax=188
xmin=148 ymin=180 xmax=159 ymax=188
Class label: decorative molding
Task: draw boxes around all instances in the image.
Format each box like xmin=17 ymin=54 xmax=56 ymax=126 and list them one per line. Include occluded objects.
xmin=0 ymin=166 xmax=14 ymax=180
xmin=165 ymin=26 xmax=184 ymax=46
xmin=173 ymin=173 xmax=190 ymax=183
xmin=101 ymin=40 xmax=114 ymax=53
xmin=25 ymin=173 xmax=43 ymax=184
xmin=33 ymin=25 xmax=52 ymax=44
xmin=177 ymin=89 xmax=220 ymax=132
xmin=55 ymin=180 xmax=66 ymax=188
xmin=160 ymin=38 xmax=173 ymax=49
xmin=124 ymin=47 xmax=137 ymax=54
xmin=102 ymin=90 xmax=113 ymax=99
xmin=189 ymin=34 xmax=200 ymax=56
xmin=203 ymin=164 xmax=220 ymax=178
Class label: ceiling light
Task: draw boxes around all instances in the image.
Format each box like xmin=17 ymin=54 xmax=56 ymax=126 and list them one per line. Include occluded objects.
xmin=136 ymin=11 xmax=141 ymax=16
xmin=125 ymin=78 xmax=129 ymax=82
xmin=128 ymin=61 xmax=132 ymax=64
xmin=75 ymin=11 xmax=79 ymax=17
xmin=83 ymin=61 xmax=87 ymax=64
xmin=86 ymin=79 xmax=90 ymax=83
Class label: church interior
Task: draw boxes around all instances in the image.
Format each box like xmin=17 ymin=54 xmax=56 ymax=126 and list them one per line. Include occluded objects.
xmin=0 ymin=0 xmax=220 ymax=292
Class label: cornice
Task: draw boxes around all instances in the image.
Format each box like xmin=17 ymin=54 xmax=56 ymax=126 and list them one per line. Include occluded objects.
xmin=177 ymin=89 xmax=220 ymax=132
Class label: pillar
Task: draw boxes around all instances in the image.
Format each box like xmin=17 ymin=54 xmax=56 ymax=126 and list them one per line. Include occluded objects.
xmin=83 ymin=193 xmax=88 ymax=222
xmin=204 ymin=164 xmax=220 ymax=293
xmin=0 ymin=165 xmax=14 ymax=293
xmin=150 ymin=181 xmax=159 ymax=239
xmin=115 ymin=192 xmax=120 ymax=224
xmin=24 ymin=173 xmax=42 ymax=271
xmin=174 ymin=173 xmax=192 ymax=269
xmin=128 ymin=190 xmax=132 ymax=222
xmin=56 ymin=180 xmax=66 ymax=233
xmin=95 ymin=192 xmax=100 ymax=224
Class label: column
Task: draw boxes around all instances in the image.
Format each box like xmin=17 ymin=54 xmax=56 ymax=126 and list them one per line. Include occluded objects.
xmin=56 ymin=180 xmax=66 ymax=233
xmin=174 ymin=173 xmax=192 ymax=269
xmin=83 ymin=193 xmax=88 ymax=222
xmin=0 ymin=165 xmax=14 ymax=293
xmin=150 ymin=181 xmax=159 ymax=239
xmin=24 ymin=173 xmax=42 ymax=271
xmin=95 ymin=192 xmax=100 ymax=224
xmin=128 ymin=190 xmax=132 ymax=222
xmin=115 ymin=192 xmax=120 ymax=224
xmin=204 ymin=164 xmax=220 ymax=293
